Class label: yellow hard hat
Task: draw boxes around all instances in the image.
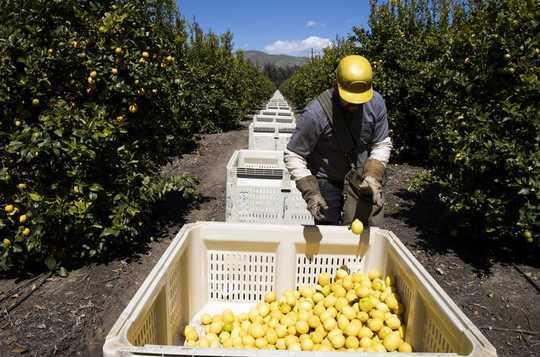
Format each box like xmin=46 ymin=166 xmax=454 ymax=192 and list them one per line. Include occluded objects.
xmin=336 ymin=55 xmax=373 ymax=104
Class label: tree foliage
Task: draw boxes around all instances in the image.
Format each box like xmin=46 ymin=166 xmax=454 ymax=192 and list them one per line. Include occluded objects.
xmin=281 ymin=0 xmax=539 ymax=245
xmin=0 ymin=0 xmax=275 ymax=272
xmin=262 ymin=64 xmax=301 ymax=88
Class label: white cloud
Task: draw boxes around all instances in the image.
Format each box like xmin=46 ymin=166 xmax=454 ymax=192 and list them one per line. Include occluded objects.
xmin=264 ymin=36 xmax=332 ymax=56
xmin=306 ymin=20 xmax=325 ymax=28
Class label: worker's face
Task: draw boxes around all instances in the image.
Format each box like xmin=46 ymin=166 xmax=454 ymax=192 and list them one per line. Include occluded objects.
xmin=338 ymin=95 xmax=362 ymax=112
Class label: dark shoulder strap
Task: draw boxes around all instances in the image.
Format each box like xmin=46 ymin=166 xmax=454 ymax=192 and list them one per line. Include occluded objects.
xmin=316 ymin=89 xmax=356 ymax=167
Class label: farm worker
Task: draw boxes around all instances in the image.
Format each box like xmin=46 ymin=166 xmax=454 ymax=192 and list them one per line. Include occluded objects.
xmin=284 ymin=55 xmax=392 ymax=226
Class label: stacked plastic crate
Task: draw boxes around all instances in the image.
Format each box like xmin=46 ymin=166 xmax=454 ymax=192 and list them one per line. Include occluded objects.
xmin=226 ymin=90 xmax=313 ymax=224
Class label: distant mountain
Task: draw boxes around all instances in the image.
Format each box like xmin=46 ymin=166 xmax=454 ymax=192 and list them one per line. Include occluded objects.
xmin=242 ymin=50 xmax=309 ymax=68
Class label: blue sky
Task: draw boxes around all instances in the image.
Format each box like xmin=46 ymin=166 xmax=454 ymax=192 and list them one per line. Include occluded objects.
xmin=175 ymin=0 xmax=371 ymax=56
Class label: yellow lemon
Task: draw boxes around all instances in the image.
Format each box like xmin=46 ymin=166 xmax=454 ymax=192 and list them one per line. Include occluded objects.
xmin=367 ymin=318 xmax=383 ymax=332
xmin=275 ymin=324 xmax=288 ymax=338
xmin=242 ymin=335 xmax=255 ymax=347
xmin=337 ymin=314 xmax=350 ymax=331
xmin=255 ymin=337 xmax=267 ymax=349
xmin=296 ymin=320 xmax=309 ymax=334
xmin=288 ymin=343 xmax=301 ymax=351
xmin=250 ymin=323 xmax=265 ymax=338
xmin=266 ymin=328 xmax=278 ymax=344
xmin=329 ymin=333 xmax=345 ymax=349
xmin=370 ymin=309 xmax=385 ymax=320
xmin=318 ymin=272 xmax=331 ymax=286
xmin=345 ymin=335 xmax=359 ymax=349
xmin=111 ymin=68 xmax=118 ymax=75
xmin=301 ymin=338 xmax=314 ymax=351
xmin=209 ymin=321 xmax=223 ymax=335
xmin=385 ymin=315 xmax=401 ymax=330
xmin=264 ymin=291 xmax=276 ymax=303
xmin=357 ymin=311 xmax=369 ymax=322
xmin=323 ymin=293 xmax=337 ymax=308
xmin=344 ymin=322 xmax=360 ymax=337
xmin=399 ymin=341 xmax=413 ymax=352
xmin=323 ymin=317 xmax=337 ymax=331
xmin=342 ymin=276 xmax=354 ymax=290
xmin=378 ymin=326 xmax=393 ymax=339
xmin=335 ymin=268 xmax=348 ymax=280
xmin=351 ymin=219 xmax=364 ymax=235
xmin=342 ymin=305 xmax=356 ymax=320
xmin=383 ymin=333 xmax=401 ymax=352
xmin=368 ymin=269 xmax=382 ymax=280
xmin=276 ymin=338 xmax=287 ymax=350
xmin=285 ymin=335 xmax=299 ymax=347
xmin=5 ymin=204 xmax=14 ymax=213
xmin=256 ymin=302 xmax=270 ymax=317
xmin=287 ymin=325 xmax=296 ymax=336
xmin=312 ymin=292 xmax=324 ymax=303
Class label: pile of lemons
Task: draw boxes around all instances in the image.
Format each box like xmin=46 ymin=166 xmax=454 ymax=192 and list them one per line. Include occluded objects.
xmin=184 ymin=268 xmax=413 ymax=352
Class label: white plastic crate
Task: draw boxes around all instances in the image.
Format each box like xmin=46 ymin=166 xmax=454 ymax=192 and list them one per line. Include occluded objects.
xmin=248 ymin=123 xmax=296 ymax=151
xmin=267 ymin=104 xmax=291 ymax=110
xmin=103 ymin=222 xmax=498 ymax=357
xmin=259 ymin=109 xmax=294 ymax=118
xmin=225 ymin=150 xmax=312 ymax=224
xmin=253 ymin=114 xmax=295 ymax=125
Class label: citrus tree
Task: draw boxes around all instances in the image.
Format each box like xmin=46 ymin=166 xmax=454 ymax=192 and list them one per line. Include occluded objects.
xmin=281 ymin=0 xmax=539 ymax=246
xmin=0 ymin=0 xmax=274 ymax=272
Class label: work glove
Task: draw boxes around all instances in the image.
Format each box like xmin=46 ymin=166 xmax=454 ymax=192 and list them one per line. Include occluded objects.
xmin=357 ymin=159 xmax=385 ymax=207
xmin=295 ymin=175 xmax=328 ymax=221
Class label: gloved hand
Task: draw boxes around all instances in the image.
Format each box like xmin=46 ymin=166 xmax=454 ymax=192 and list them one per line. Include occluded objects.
xmin=358 ymin=159 xmax=385 ymax=207
xmin=358 ymin=176 xmax=383 ymax=207
xmin=295 ymin=175 xmax=328 ymax=221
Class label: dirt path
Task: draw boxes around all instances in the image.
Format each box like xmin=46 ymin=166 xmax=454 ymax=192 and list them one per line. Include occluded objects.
xmin=1 ymin=123 xmax=538 ymax=357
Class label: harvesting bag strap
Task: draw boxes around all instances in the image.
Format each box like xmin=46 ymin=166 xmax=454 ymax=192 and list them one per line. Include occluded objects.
xmin=316 ymin=89 xmax=356 ymax=169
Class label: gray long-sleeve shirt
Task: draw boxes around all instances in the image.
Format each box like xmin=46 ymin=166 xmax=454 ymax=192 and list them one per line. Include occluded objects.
xmin=286 ymin=89 xmax=391 ymax=182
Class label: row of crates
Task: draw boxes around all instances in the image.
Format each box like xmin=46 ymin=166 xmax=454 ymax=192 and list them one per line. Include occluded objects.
xmin=227 ymin=91 xmax=313 ymax=225
xmin=250 ymin=91 xmax=296 ymax=151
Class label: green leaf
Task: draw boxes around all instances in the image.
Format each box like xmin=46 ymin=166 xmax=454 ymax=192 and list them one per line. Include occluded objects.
xmin=29 ymin=192 xmax=43 ymax=201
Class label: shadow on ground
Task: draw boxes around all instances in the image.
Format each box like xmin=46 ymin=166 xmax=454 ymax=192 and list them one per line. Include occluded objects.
xmin=389 ymin=184 xmax=540 ymax=275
